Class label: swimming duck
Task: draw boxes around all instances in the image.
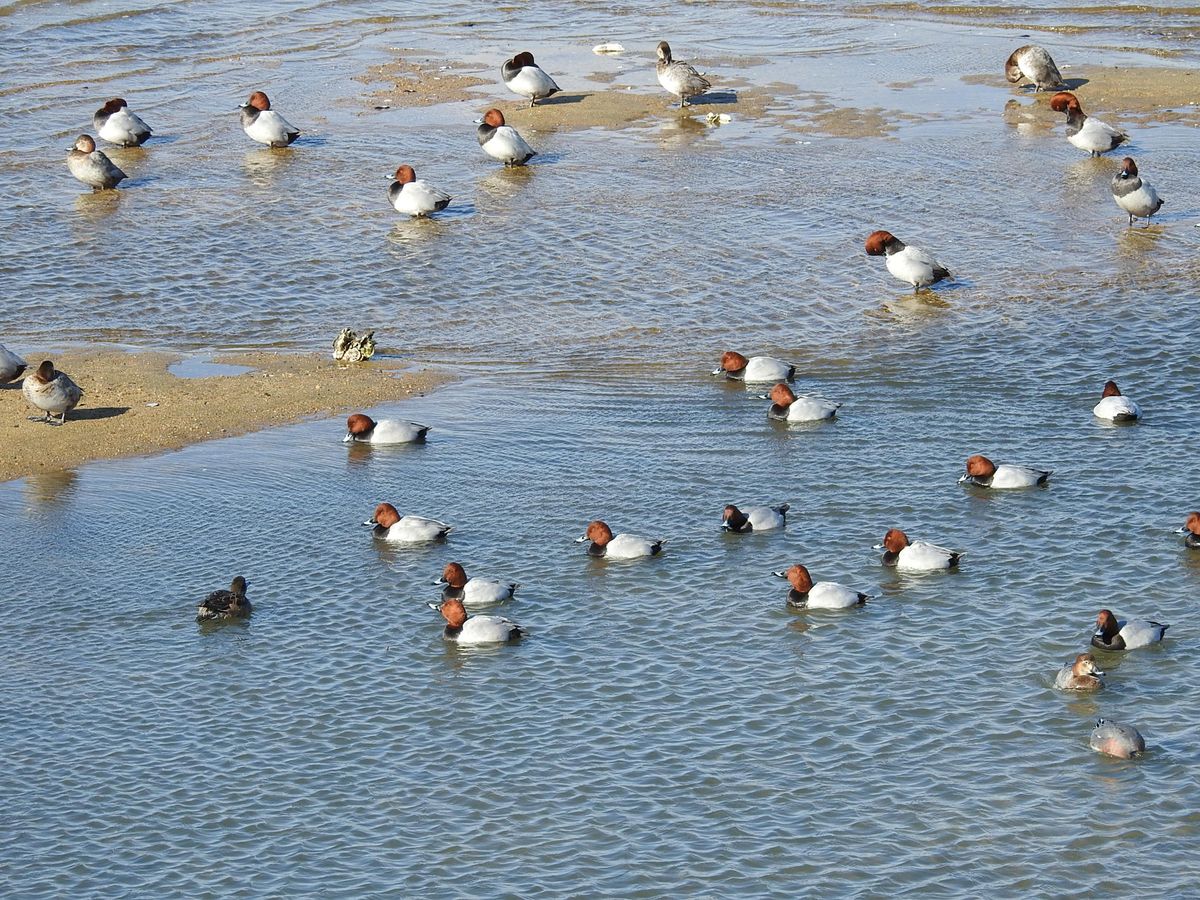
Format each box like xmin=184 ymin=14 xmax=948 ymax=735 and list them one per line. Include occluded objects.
xmin=712 ymin=351 xmax=795 ymax=383
xmin=240 ymin=91 xmax=300 ymax=148
xmin=774 ymin=564 xmax=871 ymax=610
xmin=1049 ymin=92 xmax=1127 ymax=156
xmin=958 ymin=454 xmax=1050 ymax=489
xmin=1176 ymin=512 xmax=1200 ymax=548
xmin=476 ymin=108 xmax=536 ymax=166
xmin=23 ymin=360 xmax=83 ymax=425
xmin=93 ymin=98 xmax=152 ymax=147
xmin=430 ymin=597 xmax=524 ymax=645
xmin=502 ymin=51 xmax=561 ymax=107
xmin=655 ymin=41 xmax=710 ymax=108
xmin=1004 ymin=45 xmax=1066 ymax=92
xmin=344 ymin=413 xmax=429 ymax=444
xmin=196 ymin=576 xmax=252 ymax=622
xmin=865 ymin=230 xmax=951 ymax=292
xmin=0 ymin=344 xmax=27 ymax=383
xmin=434 ymin=562 xmax=518 ymax=608
xmin=1092 ymin=380 xmax=1140 ymax=422
xmin=765 ymin=383 xmax=840 ymax=423
xmin=1091 ymin=609 xmax=1168 ymax=651
xmin=1054 ymin=653 xmax=1104 ymax=691
xmin=576 ymin=520 xmax=665 ymax=559
xmin=1111 ymin=157 xmax=1163 ymax=226
xmin=721 ymin=503 xmax=788 ymax=533
xmin=364 ymin=502 xmax=452 ymax=544
xmin=1089 ymin=719 xmax=1145 ymax=759
xmin=874 ymin=528 xmax=963 ymax=571
xmin=388 ymin=164 xmax=451 ymax=217
xmin=66 ymin=135 xmax=126 ymax=190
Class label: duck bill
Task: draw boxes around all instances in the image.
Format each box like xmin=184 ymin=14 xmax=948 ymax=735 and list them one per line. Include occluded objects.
xmin=574 ymin=535 xmax=589 ymax=543
xmin=342 ymin=432 xmax=355 ymax=443
xmin=769 ymin=570 xmax=788 ymax=579
xmin=362 ymin=518 xmax=378 ymax=527
xmin=1175 ymin=526 xmax=1189 ymax=534
xmin=871 ymin=543 xmax=885 ymax=551
xmin=426 ymin=601 xmax=443 ymax=611
xmin=431 ymin=577 xmax=448 ymax=586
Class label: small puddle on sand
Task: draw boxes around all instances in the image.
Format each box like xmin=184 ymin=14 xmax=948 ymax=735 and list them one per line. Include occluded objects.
xmin=167 ymin=356 xmax=255 ymax=379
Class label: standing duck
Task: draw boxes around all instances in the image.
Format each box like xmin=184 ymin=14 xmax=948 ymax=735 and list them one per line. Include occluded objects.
xmin=196 ymin=576 xmax=252 ymax=622
xmin=502 ymin=51 xmax=561 ymax=107
xmin=765 ymin=383 xmax=840 ymax=423
xmin=23 ymin=360 xmax=83 ymax=425
xmin=874 ymin=529 xmax=963 ymax=571
xmin=1049 ymin=92 xmax=1127 ymax=156
xmin=774 ymin=565 xmax=872 ymax=610
xmin=430 ymin=597 xmax=524 ymax=645
xmin=0 ymin=344 xmax=27 ymax=383
xmin=93 ymin=98 xmax=152 ymax=146
xmin=1004 ymin=45 xmax=1065 ymax=92
xmin=655 ymin=41 xmax=710 ymax=108
xmin=721 ymin=503 xmax=788 ymax=533
xmin=958 ymin=454 xmax=1050 ymax=489
xmin=712 ymin=351 xmax=795 ymax=383
xmin=388 ymin=164 xmax=451 ymax=217
xmin=476 ymin=108 xmax=536 ymax=166
xmin=1176 ymin=512 xmax=1200 ymax=548
xmin=1091 ymin=609 xmax=1168 ymax=651
xmin=240 ymin=91 xmax=300 ymax=147
xmin=864 ymin=230 xmax=951 ymax=292
xmin=66 ymin=135 xmax=125 ymax=190
xmin=1111 ymin=157 xmax=1163 ymax=226
xmin=1092 ymin=380 xmax=1140 ymax=422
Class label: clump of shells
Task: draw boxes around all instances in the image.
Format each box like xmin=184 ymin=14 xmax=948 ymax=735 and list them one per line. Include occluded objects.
xmin=332 ymin=328 xmax=376 ymax=362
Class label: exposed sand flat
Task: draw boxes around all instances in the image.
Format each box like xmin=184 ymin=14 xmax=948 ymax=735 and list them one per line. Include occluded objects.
xmin=0 ymin=349 xmax=447 ymax=483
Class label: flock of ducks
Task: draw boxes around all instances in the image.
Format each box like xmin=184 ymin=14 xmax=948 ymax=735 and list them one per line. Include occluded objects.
xmin=18 ymin=40 xmax=1185 ymax=762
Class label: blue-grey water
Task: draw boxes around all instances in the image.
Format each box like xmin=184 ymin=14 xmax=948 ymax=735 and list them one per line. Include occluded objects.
xmin=2 ymin=0 xmax=1200 ymax=896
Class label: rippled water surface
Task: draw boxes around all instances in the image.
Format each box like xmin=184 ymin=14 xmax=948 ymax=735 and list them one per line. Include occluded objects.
xmin=3 ymin=0 xmax=1200 ymax=895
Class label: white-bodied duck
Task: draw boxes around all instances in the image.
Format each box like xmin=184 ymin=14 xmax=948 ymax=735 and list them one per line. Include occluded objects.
xmin=365 ymin=502 xmax=452 ymax=544
xmin=240 ymin=91 xmax=300 ymax=148
xmin=865 ymin=230 xmax=951 ymax=292
xmin=1050 ymin=92 xmax=1127 ymax=156
xmin=434 ymin=562 xmax=518 ymax=609
xmin=765 ymin=382 xmax=840 ymax=423
xmin=875 ymin=528 xmax=963 ymax=571
xmin=1092 ymin=380 xmax=1140 ymax=422
xmin=577 ymin=520 xmax=665 ymax=559
xmin=388 ymin=164 xmax=451 ymax=217
xmin=430 ymin=597 xmax=524 ymax=645
xmin=476 ymin=108 xmax=536 ymax=166
xmin=712 ymin=350 xmax=795 ymax=383
xmin=958 ymin=454 xmax=1050 ymax=489
xmin=344 ymin=413 xmax=429 ymax=444
xmin=722 ymin=503 xmax=789 ymax=533
xmin=93 ymin=98 xmax=152 ymax=147
xmin=502 ymin=51 xmax=561 ymax=107
xmin=1091 ymin=609 xmax=1168 ymax=651
xmin=1111 ymin=157 xmax=1163 ymax=226
xmin=775 ymin=565 xmax=872 ymax=610
xmin=0 ymin=344 xmax=27 ymax=383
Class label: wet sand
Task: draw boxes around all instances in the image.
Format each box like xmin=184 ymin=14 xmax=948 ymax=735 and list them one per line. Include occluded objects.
xmin=0 ymin=349 xmax=447 ymax=483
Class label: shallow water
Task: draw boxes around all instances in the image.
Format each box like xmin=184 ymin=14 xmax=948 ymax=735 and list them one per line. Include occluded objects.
xmin=2 ymin=0 xmax=1200 ymax=895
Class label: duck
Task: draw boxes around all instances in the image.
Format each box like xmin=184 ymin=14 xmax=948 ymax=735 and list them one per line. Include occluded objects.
xmin=721 ymin=503 xmax=788 ymax=533
xmin=1054 ymin=652 xmax=1104 ymax=691
xmin=774 ymin=564 xmax=871 ymax=610
xmin=874 ymin=528 xmax=963 ymax=571
xmin=502 ymin=51 xmax=561 ymax=107
xmin=196 ymin=576 xmax=252 ymax=622
xmin=1091 ymin=609 xmax=1168 ymax=651
xmin=711 ymin=350 xmax=795 ymax=383
xmin=343 ymin=413 xmax=429 ymax=444
xmin=765 ymin=382 xmax=840 ymax=423
xmin=364 ymin=502 xmax=452 ymax=544
xmin=0 ymin=344 xmax=27 ymax=383
xmin=958 ymin=454 xmax=1050 ymax=489
xmin=65 ymin=135 xmax=126 ymax=190
xmin=1111 ymin=157 xmax=1163 ymax=226
xmin=93 ymin=98 xmax=152 ymax=147
xmin=388 ymin=164 xmax=451 ymax=217
xmin=1089 ymin=719 xmax=1145 ymax=759
xmin=1049 ymin=92 xmax=1127 ymax=156
xmin=434 ymin=562 xmax=518 ymax=608
xmin=240 ymin=91 xmax=300 ymax=147
xmin=1004 ymin=45 xmax=1066 ymax=92
xmin=865 ymin=230 xmax=951 ymax=292
xmin=576 ymin=520 xmax=665 ymax=559
xmin=22 ymin=360 xmax=83 ymax=425
xmin=1092 ymin=380 xmax=1140 ymax=422
xmin=476 ymin=108 xmax=536 ymax=166
xmin=1175 ymin=512 xmax=1200 ymax=548
xmin=655 ymin=41 xmax=710 ymax=108
xmin=429 ymin=597 xmax=524 ymax=645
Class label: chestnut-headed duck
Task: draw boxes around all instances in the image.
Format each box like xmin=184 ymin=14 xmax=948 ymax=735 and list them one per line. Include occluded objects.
xmin=23 ymin=360 xmax=82 ymax=425
xmin=343 ymin=413 xmax=429 ymax=445
xmin=0 ymin=344 xmax=27 ymax=383
xmin=958 ymin=454 xmax=1050 ymax=489
xmin=712 ymin=350 xmax=795 ymax=383
xmin=1049 ymin=92 xmax=1127 ymax=156
xmin=1054 ymin=653 xmax=1104 ymax=692
xmin=434 ymin=562 xmax=518 ymax=609
xmin=722 ymin=503 xmax=788 ymax=533
xmin=93 ymin=98 xmax=152 ymax=147
xmin=429 ymin=597 xmax=524 ymax=645
xmin=240 ymin=91 xmax=300 ymax=147
xmin=765 ymin=383 xmax=840 ymax=423
xmin=1111 ymin=157 xmax=1163 ymax=227
xmin=388 ymin=164 xmax=451 ymax=217
xmin=655 ymin=41 xmax=710 ymax=108
xmin=774 ymin=565 xmax=871 ymax=610
xmin=1091 ymin=609 xmax=1168 ymax=651
xmin=502 ymin=51 xmax=561 ymax=107
xmin=364 ymin=502 xmax=452 ymax=544
xmin=1004 ymin=45 xmax=1065 ymax=92
xmin=874 ymin=528 xmax=963 ymax=571
xmin=476 ymin=109 xmax=536 ymax=166
xmin=1092 ymin=380 xmax=1140 ymax=422
xmin=864 ymin=230 xmax=951 ymax=293
xmin=576 ymin=520 xmax=665 ymax=559
xmin=1089 ymin=719 xmax=1145 ymax=759
xmin=66 ymin=135 xmax=125 ymax=190
xmin=196 ymin=576 xmax=252 ymax=622
xmin=1175 ymin=512 xmax=1200 ymax=548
